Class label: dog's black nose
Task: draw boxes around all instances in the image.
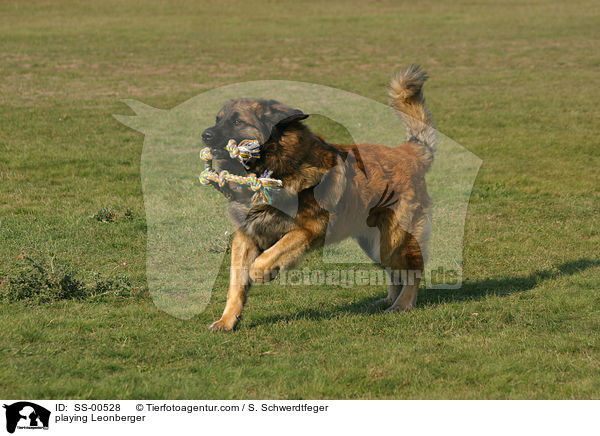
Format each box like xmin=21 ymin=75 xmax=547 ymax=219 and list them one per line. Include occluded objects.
xmin=202 ymin=128 xmax=214 ymax=143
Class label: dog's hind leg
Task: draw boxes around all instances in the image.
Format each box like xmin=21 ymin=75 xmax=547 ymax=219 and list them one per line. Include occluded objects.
xmin=385 ymin=208 xmax=431 ymax=312
xmin=356 ymin=231 xmax=401 ymax=306
xmin=381 ymin=269 xmax=403 ymax=307
xmin=209 ymin=229 xmax=259 ymax=331
xmin=368 ymin=200 xmax=425 ymax=312
xmin=383 ymin=232 xmax=423 ymax=313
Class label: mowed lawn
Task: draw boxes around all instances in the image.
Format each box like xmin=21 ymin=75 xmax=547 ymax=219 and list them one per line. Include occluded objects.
xmin=1 ymin=0 xmax=599 ymax=399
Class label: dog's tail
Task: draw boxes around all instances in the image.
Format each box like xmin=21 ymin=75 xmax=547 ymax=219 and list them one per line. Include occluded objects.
xmin=388 ymin=65 xmax=437 ymax=171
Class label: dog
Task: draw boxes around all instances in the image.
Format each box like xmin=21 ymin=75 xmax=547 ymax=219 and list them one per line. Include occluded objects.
xmin=201 ymin=65 xmax=436 ymax=331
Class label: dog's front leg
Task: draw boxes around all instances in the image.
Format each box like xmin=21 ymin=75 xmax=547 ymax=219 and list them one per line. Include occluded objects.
xmin=250 ymin=228 xmax=313 ymax=283
xmin=209 ymin=229 xmax=259 ymax=331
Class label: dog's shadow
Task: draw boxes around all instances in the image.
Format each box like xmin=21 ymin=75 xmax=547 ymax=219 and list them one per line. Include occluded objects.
xmin=247 ymin=258 xmax=600 ymax=328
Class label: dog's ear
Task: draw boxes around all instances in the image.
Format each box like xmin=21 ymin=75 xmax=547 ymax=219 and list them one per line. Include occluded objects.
xmin=270 ymin=102 xmax=308 ymax=125
xmin=259 ymin=100 xmax=308 ymax=140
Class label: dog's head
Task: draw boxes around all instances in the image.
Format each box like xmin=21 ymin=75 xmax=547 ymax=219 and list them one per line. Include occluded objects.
xmin=202 ymin=99 xmax=308 ymax=171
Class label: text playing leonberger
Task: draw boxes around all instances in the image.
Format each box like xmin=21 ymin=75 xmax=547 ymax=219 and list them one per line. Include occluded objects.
xmin=201 ymin=65 xmax=436 ymax=331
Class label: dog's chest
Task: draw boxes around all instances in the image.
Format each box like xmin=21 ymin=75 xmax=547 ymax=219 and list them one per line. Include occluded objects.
xmin=227 ymin=200 xmax=296 ymax=250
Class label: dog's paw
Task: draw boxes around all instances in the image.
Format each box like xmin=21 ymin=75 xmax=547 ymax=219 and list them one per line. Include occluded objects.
xmin=384 ymin=303 xmax=414 ymax=314
xmin=374 ymin=297 xmax=394 ymax=306
xmin=208 ymin=317 xmax=236 ymax=332
xmin=250 ymin=258 xmax=277 ymax=284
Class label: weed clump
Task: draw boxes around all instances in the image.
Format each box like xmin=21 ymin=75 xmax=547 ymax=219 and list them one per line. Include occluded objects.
xmin=0 ymin=255 xmax=145 ymax=304
xmin=93 ymin=207 xmax=118 ymax=223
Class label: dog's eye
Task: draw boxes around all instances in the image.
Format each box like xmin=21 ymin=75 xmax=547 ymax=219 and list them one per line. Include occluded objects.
xmin=232 ymin=119 xmax=242 ymax=126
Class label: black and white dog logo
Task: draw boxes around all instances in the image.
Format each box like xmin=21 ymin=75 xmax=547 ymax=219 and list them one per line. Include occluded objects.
xmin=3 ymin=402 xmax=50 ymax=433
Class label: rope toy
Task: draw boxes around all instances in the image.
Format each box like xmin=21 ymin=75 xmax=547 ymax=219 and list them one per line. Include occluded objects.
xmin=225 ymin=139 xmax=261 ymax=168
xmin=199 ymin=139 xmax=282 ymax=204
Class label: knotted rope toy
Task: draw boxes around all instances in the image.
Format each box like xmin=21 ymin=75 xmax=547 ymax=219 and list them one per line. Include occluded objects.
xmin=199 ymin=139 xmax=283 ymax=204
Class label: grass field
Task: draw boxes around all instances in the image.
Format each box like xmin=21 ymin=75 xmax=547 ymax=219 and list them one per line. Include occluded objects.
xmin=1 ymin=0 xmax=599 ymax=399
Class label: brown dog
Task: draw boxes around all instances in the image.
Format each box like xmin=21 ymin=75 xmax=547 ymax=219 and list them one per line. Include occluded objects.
xmin=201 ymin=65 xmax=436 ymax=331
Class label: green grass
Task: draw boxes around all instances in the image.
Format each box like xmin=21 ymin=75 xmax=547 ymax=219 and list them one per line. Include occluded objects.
xmin=1 ymin=0 xmax=599 ymax=399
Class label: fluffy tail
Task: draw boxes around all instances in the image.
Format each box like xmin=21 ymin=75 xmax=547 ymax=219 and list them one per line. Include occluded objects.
xmin=388 ymin=65 xmax=437 ymax=171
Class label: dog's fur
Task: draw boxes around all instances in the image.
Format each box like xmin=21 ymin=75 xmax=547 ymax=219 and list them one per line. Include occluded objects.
xmin=202 ymin=65 xmax=436 ymax=331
